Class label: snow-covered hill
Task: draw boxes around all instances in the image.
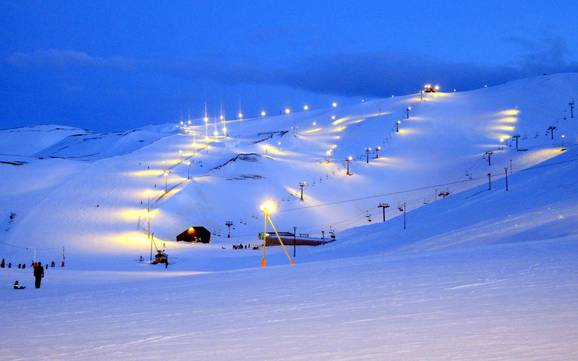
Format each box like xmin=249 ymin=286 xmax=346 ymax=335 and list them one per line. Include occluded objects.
xmin=2 ymin=73 xmax=578 ymax=361
xmin=1 ymin=73 xmax=577 ymax=264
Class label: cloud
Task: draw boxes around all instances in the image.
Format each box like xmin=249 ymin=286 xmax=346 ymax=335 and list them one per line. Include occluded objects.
xmin=149 ymin=36 xmax=578 ymax=97
xmin=5 ymin=37 xmax=577 ymax=98
xmin=5 ymin=49 xmax=135 ymax=70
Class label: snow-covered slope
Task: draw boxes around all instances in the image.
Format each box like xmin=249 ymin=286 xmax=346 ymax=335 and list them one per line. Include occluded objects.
xmin=1 ymin=74 xmax=577 ymax=264
xmin=2 ymin=73 xmax=578 ymax=361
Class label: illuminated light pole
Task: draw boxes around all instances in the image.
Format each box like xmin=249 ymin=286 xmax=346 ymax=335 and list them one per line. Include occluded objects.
xmin=398 ymin=202 xmax=407 ymax=230
xmin=332 ymin=101 xmax=338 ymax=108
xmin=395 ymin=120 xmax=401 ymax=133
xmin=378 ymin=202 xmax=390 ymax=222
xmin=203 ymin=116 xmax=209 ymax=141
xmin=547 ymin=125 xmax=557 ymax=140
xmin=299 ymin=181 xmax=306 ymax=201
xmin=284 ymin=107 xmax=291 ymax=115
xmin=185 ymin=161 xmax=192 ymax=180
xmin=345 ymin=156 xmax=353 ymax=176
xmin=225 ymin=221 xmax=233 ymax=238
xmin=163 ymin=170 xmax=169 ymax=193
xmin=365 ymin=147 xmax=372 ymax=163
xmin=260 ymin=110 xmax=267 ymax=117
xmin=303 ymin=104 xmax=310 ymax=111
xmin=259 ymin=200 xmax=294 ymax=268
xmin=405 ymin=106 xmax=412 ymax=119
xmin=331 ymin=115 xmax=336 ymax=120
xmin=144 ymin=211 xmax=153 ymax=261
xmin=484 ymin=151 xmax=494 ymax=166
xmin=237 ymin=112 xmax=243 ymax=119
xmin=375 ymin=146 xmax=381 ymax=159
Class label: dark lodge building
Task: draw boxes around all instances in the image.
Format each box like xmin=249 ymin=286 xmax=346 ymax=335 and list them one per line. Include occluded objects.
xmin=176 ymin=226 xmax=211 ymax=243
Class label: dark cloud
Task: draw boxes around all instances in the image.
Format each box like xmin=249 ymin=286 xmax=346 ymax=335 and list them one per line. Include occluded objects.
xmin=5 ymin=37 xmax=577 ymax=99
xmin=148 ymin=36 xmax=578 ymax=96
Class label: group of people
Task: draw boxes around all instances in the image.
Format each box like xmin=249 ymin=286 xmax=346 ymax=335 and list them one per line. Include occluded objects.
xmin=232 ymin=243 xmax=259 ymax=250
xmin=1 ymin=258 xmax=53 ymax=290
xmin=1 ymin=258 xmax=58 ymax=270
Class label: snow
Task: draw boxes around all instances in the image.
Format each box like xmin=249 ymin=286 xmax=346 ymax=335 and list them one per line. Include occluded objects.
xmin=1 ymin=73 xmax=578 ymax=360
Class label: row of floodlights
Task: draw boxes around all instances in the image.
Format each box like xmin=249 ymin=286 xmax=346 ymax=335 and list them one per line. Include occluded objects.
xmin=179 ymin=101 xmax=339 ymax=126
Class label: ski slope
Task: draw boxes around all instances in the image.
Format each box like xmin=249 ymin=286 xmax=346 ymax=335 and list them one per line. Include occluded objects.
xmin=1 ymin=73 xmax=578 ymax=360
xmin=1 ymin=73 xmax=577 ymax=262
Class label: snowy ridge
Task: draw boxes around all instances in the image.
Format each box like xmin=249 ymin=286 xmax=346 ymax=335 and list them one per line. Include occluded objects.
xmin=0 ymin=73 xmax=577 ymax=263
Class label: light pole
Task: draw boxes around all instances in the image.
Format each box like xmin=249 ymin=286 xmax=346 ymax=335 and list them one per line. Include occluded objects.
xmin=504 ymin=167 xmax=509 ymax=191
xmin=375 ymin=146 xmax=381 ymax=159
xmin=163 ymin=170 xmax=169 ymax=193
xmin=570 ymin=99 xmax=575 ymax=119
xmin=365 ymin=147 xmax=372 ymax=163
xmin=299 ymin=181 xmax=306 ymax=201
xmin=484 ymin=151 xmax=494 ymax=166
xmin=185 ymin=161 xmax=191 ymax=180
xmin=259 ymin=200 xmax=294 ymax=268
xmin=405 ymin=106 xmax=412 ymax=119
xmin=345 ymin=156 xmax=353 ymax=176
xmin=395 ymin=120 xmax=401 ymax=133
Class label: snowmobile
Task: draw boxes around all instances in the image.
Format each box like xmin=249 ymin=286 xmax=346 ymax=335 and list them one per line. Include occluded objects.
xmin=151 ymin=250 xmax=168 ymax=265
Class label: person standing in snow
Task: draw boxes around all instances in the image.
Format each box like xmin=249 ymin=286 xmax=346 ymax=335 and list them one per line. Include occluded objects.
xmin=165 ymin=255 xmax=169 ymax=269
xmin=33 ymin=262 xmax=44 ymax=289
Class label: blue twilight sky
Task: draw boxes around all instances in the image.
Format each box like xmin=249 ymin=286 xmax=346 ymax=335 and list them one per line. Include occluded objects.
xmin=1 ymin=0 xmax=578 ymax=131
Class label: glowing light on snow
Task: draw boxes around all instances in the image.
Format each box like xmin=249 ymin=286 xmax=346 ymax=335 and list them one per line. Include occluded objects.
xmin=491 ymin=125 xmax=516 ymax=131
xmin=260 ymin=200 xmax=277 ymax=214
xmin=127 ymin=169 xmax=165 ymax=177
xmin=219 ymin=114 xmax=225 ymax=121
xmin=312 ymin=121 xmax=317 ymax=126
xmin=302 ymin=128 xmax=323 ymax=135
xmin=203 ymin=116 xmax=209 ymax=123
xmin=260 ymin=144 xmax=286 ymax=155
xmin=284 ymin=108 xmax=291 ymax=114
xmin=238 ymin=112 xmax=244 ymax=119
xmin=332 ymin=101 xmax=338 ymax=108
xmin=497 ymin=109 xmax=520 ymax=116
xmin=331 ymin=115 xmax=336 ymax=120
xmin=303 ymin=104 xmax=310 ymax=110
xmin=499 ymin=117 xmax=518 ymax=123
xmin=260 ymin=110 xmax=267 ymax=117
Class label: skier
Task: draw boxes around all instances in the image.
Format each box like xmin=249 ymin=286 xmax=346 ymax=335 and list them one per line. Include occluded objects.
xmin=33 ymin=262 xmax=44 ymax=289
xmin=1 ymin=258 xmax=5 ymax=268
